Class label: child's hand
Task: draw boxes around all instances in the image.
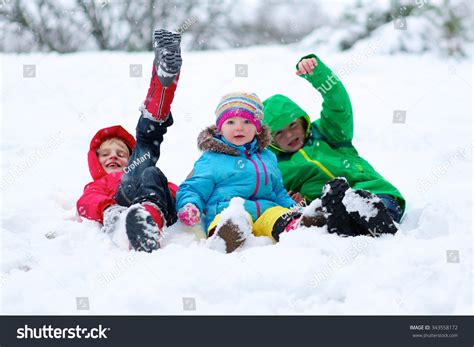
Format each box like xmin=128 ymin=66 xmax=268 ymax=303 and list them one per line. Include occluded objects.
xmin=288 ymin=190 xmax=304 ymax=204
xmin=296 ymin=57 xmax=318 ymax=76
xmin=289 ymin=204 xmax=304 ymax=213
xmin=178 ymin=203 xmax=201 ymax=226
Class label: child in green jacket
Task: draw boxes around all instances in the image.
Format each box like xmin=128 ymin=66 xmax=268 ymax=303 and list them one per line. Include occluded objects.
xmin=262 ymin=54 xmax=405 ymax=237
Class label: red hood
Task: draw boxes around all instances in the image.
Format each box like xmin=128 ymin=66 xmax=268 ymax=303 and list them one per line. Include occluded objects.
xmin=88 ymin=125 xmax=136 ymax=180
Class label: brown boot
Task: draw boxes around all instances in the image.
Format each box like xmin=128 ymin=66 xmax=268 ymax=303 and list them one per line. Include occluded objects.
xmin=300 ymin=206 xmax=327 ymax=228
xmin=215 ymin=220 xmax=247 ymax=253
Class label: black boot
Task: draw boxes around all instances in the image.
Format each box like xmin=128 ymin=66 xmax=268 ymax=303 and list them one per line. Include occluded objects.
xmin=321 ymin=178 xmax=357 ymax=236
xmin=153 ymin=29 xmax=182 ymax=87
xmin=125 ymin=203 xmax=163 ymax=252
xmin=343 ymin=190 xmax=398 ymax=236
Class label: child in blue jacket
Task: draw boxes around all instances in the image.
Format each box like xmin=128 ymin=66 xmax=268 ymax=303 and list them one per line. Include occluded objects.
xmin=176 ymin=92 xmax=325 ymax=253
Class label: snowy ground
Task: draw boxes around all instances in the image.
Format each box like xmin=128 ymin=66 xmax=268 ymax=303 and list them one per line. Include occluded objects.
xmin=1 ymin=41 xmax=472 ymax=314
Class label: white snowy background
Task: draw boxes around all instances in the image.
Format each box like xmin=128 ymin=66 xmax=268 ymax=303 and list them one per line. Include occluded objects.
xmin=1 ymin=19 xmax=473 ymax=314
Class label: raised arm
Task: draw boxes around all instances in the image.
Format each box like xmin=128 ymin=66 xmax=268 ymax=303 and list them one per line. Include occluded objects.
xmin=296 ymin=54 xmax=353 ymax=145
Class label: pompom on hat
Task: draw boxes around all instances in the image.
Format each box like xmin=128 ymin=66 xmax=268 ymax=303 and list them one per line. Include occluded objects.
xmin=215 ymin=92 xmax=264 ymax=132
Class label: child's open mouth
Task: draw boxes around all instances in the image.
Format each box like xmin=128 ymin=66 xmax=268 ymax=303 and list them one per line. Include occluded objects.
xmin=106 ymin=162 xmax=120 ymax=168
xmin=288 ymin=138 xmax=299 ymax=147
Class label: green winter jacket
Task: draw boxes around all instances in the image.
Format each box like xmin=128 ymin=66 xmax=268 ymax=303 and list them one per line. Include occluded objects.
xmin=262 ymin=54 xmax=406 ymax=213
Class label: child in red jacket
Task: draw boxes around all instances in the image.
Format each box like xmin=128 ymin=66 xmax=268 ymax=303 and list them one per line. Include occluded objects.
xmin=77 ymin=29 xmax=182 ymax=252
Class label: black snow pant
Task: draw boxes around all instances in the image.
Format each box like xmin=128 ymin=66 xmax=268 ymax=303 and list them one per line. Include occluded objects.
xmin=114 ymin=114 xmax=177 ymax=226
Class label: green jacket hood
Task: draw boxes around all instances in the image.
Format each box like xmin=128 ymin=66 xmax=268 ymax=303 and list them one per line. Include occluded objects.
xmin=262 ymin=94 xmax=311 ymax=153
xmin=262 ymin=94 xmax=308 ymax=132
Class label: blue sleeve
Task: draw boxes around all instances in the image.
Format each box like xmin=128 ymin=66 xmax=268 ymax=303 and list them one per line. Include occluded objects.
xmin=267 ymin=151 xmax=296 ymax=208
xmin=176 ymin=154 xmax=216 ymax=213
xmin=274 ymin=175 xmax=296 ymax=208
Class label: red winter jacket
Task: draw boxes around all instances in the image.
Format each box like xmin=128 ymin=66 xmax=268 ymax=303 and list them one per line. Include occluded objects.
xmin=76 ymin=125 xmax=178 ymax=223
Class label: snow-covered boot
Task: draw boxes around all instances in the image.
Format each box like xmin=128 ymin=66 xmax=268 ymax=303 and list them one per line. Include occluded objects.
xmin=141 ymin=29 xmax=182 ymax=122
xmin=215 ymin=219 xmax=248 ymax=253
xmin=343 ymin=189 xmax=398 ymax=236
xmin=321 ymin=177 xmax=357 ymax=236
xmin=299 ymin=199 xmax=327 ymax=228
xmin=153 ymin=29 xmax=182 ymax=87
xmin=125 ymin=202 xmax=164 ymax=252
xmin=210 ymin=198 xmax=252 ymax=253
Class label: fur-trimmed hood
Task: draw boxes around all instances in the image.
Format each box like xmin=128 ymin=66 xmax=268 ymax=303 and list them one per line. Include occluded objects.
xmin=197 ymin=124 xmax=271 ymax=156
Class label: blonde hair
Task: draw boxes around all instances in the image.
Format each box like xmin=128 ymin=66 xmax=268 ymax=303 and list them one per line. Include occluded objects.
xmin=97 ymin=138 xmax=130 ymax=156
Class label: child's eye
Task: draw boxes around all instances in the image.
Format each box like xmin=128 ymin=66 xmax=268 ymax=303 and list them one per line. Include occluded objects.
xmin=243 ymin=119 xmax=251 ymax=124
xmin=227 ymin=120 xmax=234 ymax=124
xmin=290 ymin=122 xmax=297 ymax=128
xmin=275 ymin=131 xmax=282 ymax=138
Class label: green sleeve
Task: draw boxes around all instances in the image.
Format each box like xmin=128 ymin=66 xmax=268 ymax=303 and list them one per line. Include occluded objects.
xmin=296 ymin=54 xmax=354 ymax=144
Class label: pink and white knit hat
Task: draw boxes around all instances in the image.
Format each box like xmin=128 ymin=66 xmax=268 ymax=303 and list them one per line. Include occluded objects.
xmin=215 ymin=92 xmax=264 ymax=132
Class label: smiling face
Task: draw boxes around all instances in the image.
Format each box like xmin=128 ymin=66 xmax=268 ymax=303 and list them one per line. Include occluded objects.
xmin=219 ymin=116 xmax=258 ymax=146
xmin=97 ymin=138 xmax=130 ymax=174
xmin=272 ymin=118 xmax=306 ymax=153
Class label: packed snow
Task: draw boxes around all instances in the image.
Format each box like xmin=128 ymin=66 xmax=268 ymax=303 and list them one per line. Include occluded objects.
xmin=208 ymin=197 xmax=253 ymax=253
xmin=1 ymin=40 xmax=472 ymax=314
xmin=342 ymin=189 xmax=380 ymax=221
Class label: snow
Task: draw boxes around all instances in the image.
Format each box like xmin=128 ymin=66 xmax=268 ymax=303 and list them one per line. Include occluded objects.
xmin=1 ymin=42 xmax=472 ymax=314
xmin=208 ymin=197 xmax=253 ymax=253
xmin=302 ymin=198 xmax=322 ymax=217
xmin=342 ymin=189 xmax=380 ymax=221
xmin=299 ymin=0 xmax=473 ymax=58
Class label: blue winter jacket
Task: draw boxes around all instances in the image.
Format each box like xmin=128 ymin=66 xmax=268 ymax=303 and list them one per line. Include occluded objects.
xmin=176 ymin=125 xmax=296 ymax=231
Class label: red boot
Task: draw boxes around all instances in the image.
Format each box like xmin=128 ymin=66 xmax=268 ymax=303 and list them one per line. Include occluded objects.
xmin=141 ymin=67 xmax=180 ymax=123
xmin=141 ymin=29 xmax=182 ymax=123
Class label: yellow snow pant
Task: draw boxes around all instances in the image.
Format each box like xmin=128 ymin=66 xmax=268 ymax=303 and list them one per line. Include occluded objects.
xmin=208 ymin=206 xmax=299 ymax=241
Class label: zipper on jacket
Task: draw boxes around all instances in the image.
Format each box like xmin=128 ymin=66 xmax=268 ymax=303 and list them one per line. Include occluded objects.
xmin=245 ymin=150 xmax=260 ymax=199
xmin=256 ymin=152 xmax=268 ymax=186
xmin=298 ymin=148 xmax=335 ymax=179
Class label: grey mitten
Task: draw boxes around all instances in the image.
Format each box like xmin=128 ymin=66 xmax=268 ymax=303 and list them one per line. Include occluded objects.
xmin=101 ymin=205 xmax=128 ymax=234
